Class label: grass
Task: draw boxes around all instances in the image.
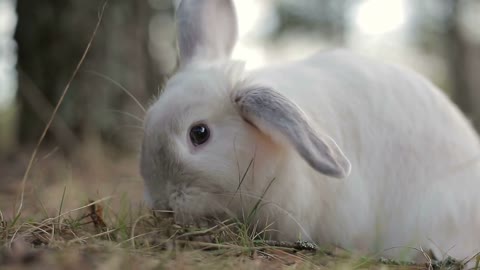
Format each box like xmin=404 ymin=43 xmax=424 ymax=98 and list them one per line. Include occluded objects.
xmin=0 ymin=188 xmax=318 ymax=269
xmin=0 ymin=189 xmax=414 ymax=270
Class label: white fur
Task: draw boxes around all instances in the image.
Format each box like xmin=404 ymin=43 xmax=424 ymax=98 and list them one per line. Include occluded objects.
xmin=141 ymin=0 xmax=480 ymax=263
xmin=246 ymin=51 xmax=480 ymax=260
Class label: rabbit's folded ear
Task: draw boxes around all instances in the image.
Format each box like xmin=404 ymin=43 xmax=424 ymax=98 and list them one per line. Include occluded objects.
xmin=235 ymin=87 xmax=351 ymax=178
xmin=175 ymin=0 xmax=238 ymax=66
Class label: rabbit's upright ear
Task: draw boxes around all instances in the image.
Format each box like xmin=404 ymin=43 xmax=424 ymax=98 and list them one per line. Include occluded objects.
xmin=176 ymin=0 xmax=238 ymax=66
xmin=235 ymin=87 xmax=351 ymax=178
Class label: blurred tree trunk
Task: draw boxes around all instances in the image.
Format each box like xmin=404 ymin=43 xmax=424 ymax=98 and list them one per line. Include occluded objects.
xmin=14 ymin=0 xmax=171 ymax=153
xmin=446 ymin=0 xmax=480 ymax=131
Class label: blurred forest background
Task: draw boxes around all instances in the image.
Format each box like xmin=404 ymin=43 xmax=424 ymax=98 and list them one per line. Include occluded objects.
xmin=0 ymin=0 xmax=479 ymax=215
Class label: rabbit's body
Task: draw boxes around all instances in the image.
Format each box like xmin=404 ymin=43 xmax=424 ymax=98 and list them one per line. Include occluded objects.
xmin=141 ymin=0 xmax=480 ymax=263
xmin=247 ymin=50 xmax=480 ymax=259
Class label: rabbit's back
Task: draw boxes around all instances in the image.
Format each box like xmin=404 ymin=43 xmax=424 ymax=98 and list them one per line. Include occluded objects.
xmin=249 ymin=50 xmax=480 ymax=259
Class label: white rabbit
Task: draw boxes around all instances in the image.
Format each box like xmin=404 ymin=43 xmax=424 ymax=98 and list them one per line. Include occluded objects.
xmin=140 ymin=0 xmax=480 ymax=263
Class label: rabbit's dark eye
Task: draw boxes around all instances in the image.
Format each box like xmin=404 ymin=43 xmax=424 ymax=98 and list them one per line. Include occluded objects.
xmin=189 ymin=123 xmax=210 ymax=146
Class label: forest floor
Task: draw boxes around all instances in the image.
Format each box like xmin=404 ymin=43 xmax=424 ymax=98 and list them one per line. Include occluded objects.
xmin=0 ymin=144 xmax=471 ymax=270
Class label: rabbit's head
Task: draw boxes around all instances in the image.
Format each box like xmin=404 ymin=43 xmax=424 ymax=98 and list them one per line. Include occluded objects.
xmin=140 ymin=0 xmax=351 ymax=224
